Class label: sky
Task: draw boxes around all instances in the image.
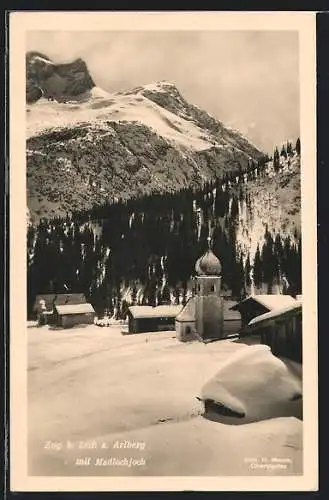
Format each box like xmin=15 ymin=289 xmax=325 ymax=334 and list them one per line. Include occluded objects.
xmin=26 ymin=30 xmax=299 ymax=153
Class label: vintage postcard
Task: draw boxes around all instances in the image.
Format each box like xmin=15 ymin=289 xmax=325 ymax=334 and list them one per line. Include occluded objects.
xmin=9 ymin=11 xmax=318 ymax=491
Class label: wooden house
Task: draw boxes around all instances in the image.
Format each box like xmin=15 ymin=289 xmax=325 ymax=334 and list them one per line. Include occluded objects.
xmin=127 ymin=305 xmax=183 ymax=334
xmin=33 ymin=293 xmax=87 ymax=323
xmin=53 ymin=303 xmax=95 ymax=328
xmin=241 ymin=300 xmax=302 ymax=364
xmin=230 ymin=294 xmax=297 ymax=328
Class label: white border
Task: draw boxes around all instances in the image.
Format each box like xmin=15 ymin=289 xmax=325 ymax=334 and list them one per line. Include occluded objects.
xmin=9 ymin=11 xmax=318 ymax=492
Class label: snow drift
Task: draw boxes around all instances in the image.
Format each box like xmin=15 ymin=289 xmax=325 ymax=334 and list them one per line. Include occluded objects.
xmin=199 ymin=344 xmax=302 ymax=425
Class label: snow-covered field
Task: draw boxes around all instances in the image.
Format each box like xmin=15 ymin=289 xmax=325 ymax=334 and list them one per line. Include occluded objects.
xmin=28 ymin=324 xmax=302 ymax=476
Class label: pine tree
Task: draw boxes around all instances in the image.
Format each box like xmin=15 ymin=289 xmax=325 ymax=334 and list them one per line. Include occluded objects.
xmin=161 ymin=283 xmax=171 ymax=305
xmin=232 ymin=257 xmax=245 ymax=300
xmin=273 ymin=146 xmax=280 ymax=173
xmin=280 ymin=145 xmax=287 ymax=159
xmin=253 ymin=244 xmax=263 ymax=287
xmin=274 ymin=233 xmax=284 ymax=273
xmin=261 ymin=231 xmax=275 ymax=293
xmin=230 ymin=195 xmax=239 ymax=221
xmin=148 ymin=279 xmax=157 ymax=307
xmin=295 ymin=137 xmax=301 ymax=156
xmin=286 ymin=141 xmax=293 ymax=156
xmin=131 ymin=282 xmax=137 ymax=305
xmin=173 ymin=286 xmax=180 ymax=305
xmin=244 ymin=253 xmax=252 ymax=289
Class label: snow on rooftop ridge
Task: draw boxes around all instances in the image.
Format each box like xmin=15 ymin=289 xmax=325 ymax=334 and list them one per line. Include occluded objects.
xmin=249 ymin=300 xmax=302 ymax=326
xmin=231 ymin=294 xmax=297 ymax=312
xmin=55 ymin=303 xmax=95 ymax=315
xmin=252 ymin=294 xmax=297 ymax=311
xmin=128 ymin=304 xmax=183 ymax=319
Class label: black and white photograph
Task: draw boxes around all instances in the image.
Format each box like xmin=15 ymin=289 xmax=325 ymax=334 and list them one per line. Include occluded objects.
xmin=9 ymin=11 xmax=318 ymax=491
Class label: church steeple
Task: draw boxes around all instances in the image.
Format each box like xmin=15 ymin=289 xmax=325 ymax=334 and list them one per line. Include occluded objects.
xmin=193 ymin=236 xmax=224 ymax=340
xmin=195 ymin=236 xmax=222 ymax=277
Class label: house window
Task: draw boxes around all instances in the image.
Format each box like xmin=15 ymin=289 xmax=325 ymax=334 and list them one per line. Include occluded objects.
xmin=210 ymin=285 xmax=215 ymax=292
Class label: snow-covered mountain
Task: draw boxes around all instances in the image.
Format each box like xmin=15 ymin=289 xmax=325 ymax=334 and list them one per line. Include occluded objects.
xmin=26 ymin=53 xmax=266 ymax=221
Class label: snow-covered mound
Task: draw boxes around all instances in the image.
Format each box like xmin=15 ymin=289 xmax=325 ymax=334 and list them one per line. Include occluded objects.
xmin=199 ymin=344 xmax=302 ymax=424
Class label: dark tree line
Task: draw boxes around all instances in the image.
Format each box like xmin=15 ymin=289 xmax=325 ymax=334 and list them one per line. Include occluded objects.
xmin=27 ymin=148 xmax=301 ymax=318
xmin=253 ymin=228 xmax=301 ymax=296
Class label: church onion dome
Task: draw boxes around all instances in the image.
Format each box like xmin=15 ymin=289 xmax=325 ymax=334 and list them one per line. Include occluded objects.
xmin=195 ymin=248 xmax=222 ymax=276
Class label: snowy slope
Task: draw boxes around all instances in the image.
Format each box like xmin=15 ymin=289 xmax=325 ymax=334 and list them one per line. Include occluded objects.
xmin=26 ymin=55 xmax=265 ymax=220
xmin=27 ymin=86 xmax=216 ymax=151
xmin=28 ymin=325 xmax=303 ymax=477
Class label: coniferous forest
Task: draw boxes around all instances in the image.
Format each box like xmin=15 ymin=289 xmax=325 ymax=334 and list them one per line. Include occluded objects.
xmin=27 ymin=143 xmax=302 ymax=319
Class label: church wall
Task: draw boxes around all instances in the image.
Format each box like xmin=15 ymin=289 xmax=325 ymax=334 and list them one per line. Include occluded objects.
xmin=175 ymin=320 xmax=198 ymax=342
xmin=195 ymin=294 xmax=224 ymax=340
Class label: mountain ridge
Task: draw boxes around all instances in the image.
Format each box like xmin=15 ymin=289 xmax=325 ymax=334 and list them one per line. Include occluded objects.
xmin=26 ymin=54 xmax=267 ymax=221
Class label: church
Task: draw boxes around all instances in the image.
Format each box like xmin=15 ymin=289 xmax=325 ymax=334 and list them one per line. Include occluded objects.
xmin=176 ymin=237 xmax=242 ymax=342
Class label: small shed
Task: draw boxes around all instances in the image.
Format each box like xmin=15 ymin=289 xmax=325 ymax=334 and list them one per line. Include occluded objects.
xmin=53 ymin=303 xmax=95 ymax=328
xmin=243 ymin=301 xmax=302 ymax=364
xmin=230 ymin=295 xmax=297 ymax=328
xmin=127 ymin=305 xmax=183 ymax=334
xmin=33 ymin=293 xmax=87 ymax=322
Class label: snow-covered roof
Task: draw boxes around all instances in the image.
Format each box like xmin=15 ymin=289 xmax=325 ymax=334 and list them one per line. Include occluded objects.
xmin=33 ymin=293 xmax=87 ymax=311
xmin=176 ymin=297 xmax=195 ymax=322
xmin=128 ymin=305 xmax=183 ymax=319
xmin=248 ymin=300 xmax=302 ymax=327
xmin=230 ymin=294 xmax=297 ymax=312
xmin=55 ymin=303 xmax=95 ymax=315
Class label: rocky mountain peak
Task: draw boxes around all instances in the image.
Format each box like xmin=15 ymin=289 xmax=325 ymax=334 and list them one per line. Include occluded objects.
xmin=139 ymin=81 xmax=190 ymax=117
xmin=26 ymin=52 xmax=95 ymax=104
